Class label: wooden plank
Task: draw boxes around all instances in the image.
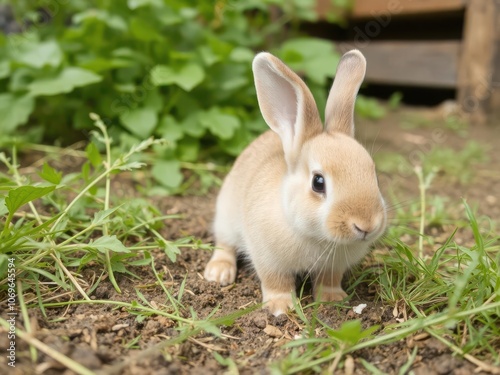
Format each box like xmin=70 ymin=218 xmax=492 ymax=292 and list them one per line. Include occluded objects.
xmin=457 ymin=0 xmax=500 ymax=123
xmin=352 ymin=0 xmax=467 ymax=18
xmin=336 ymin=41 xmax=460 ymax=88
xmin=316 ymin=0 xmax=467 ymax=19
xmin=491 ymin=40 xmax=500 ymax=120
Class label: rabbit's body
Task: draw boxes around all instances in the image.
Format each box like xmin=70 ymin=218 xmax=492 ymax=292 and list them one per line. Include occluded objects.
xmin=205 ymin=50 xmax=387 ymax=315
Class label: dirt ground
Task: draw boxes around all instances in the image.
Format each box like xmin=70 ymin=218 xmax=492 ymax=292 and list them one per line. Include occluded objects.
xmin=1 ymin=107 xmax=499 ymax=374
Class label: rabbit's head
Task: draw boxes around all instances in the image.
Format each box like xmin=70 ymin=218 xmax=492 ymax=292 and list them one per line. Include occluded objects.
xmin=253 ymin=50 xmax=386 ymax=246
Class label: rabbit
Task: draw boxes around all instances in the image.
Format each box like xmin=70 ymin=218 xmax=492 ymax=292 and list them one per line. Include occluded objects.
xmin=204 ymin=49 xmax=387 ymax=316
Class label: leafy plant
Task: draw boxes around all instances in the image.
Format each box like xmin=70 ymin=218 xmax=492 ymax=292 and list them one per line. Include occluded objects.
xmin=388 ymin=91 xmax=403 ymax=110
xmin=355 ymin=95 xmax=386 ymax=120
xmin=0 ymin=0 xmax=344 ymax=191
xmin=0 ymin=113 xmax=209 ymax=295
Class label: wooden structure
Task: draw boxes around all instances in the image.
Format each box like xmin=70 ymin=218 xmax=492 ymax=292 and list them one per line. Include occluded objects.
xmin=316 ymin=0 xmax=500 ymax=123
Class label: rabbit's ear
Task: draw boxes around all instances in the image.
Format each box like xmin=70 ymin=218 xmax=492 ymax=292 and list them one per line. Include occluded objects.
xmin=325 ymin=50 xmax=366 ymax=137
xmin=253 ymin=52 xmax=322 ymax=166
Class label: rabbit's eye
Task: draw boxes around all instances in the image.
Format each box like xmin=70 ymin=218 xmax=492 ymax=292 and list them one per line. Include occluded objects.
xmin=312 ymin=174 xmax=325 ymax=194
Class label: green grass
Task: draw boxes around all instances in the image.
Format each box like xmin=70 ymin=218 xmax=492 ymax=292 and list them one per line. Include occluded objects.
xmin=374 ymin=140 xmax=487 ymax=184
xmin=0 ymin=114 xmax=186 ymax=295
xmin=401 ymin=112 xmax=469 ymax=135
xmin=267 ymin=203 xmax=499 ymax=373
xmin=1 ymin=116 xmax=499 ymax=374
xmin=0 ymin=114 xmax=257 ymax=371
xmin=268 ymin=166 xmax=500 ymax=373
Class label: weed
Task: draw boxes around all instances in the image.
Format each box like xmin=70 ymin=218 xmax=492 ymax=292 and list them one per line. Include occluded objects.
xmin=375 ymin=141 xmax=487 ymax=184
xmin=1 ymin=114 xmax=171 ymax=294
xmin=270 ymin=194 xmax=500 ymax=373
xmin=0 ymin=114 xmax=262 ymax=373
xmin=401 ymin=113 xmax=469 ymax=135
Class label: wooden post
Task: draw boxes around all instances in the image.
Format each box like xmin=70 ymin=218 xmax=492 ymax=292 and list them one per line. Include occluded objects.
xmin=457 ymin=0 xmax=500 ymax=124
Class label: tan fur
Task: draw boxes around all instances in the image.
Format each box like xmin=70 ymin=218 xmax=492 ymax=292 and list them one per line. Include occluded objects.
xmin=325 ymin=50 xmax=366 ymax=137
xmin=204 ymin=50 xmax=387 ymax=316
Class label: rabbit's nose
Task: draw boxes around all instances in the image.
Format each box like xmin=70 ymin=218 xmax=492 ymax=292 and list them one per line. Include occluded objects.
xmin=352 ymin=223 xmax=369 ymax=240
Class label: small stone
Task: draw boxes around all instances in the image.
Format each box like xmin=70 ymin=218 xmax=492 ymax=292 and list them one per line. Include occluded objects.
xmin=253 ymin=318 xmax=266 ymax=329
xmin=252 ymin=312 xmax=267 ymax=329
xmin=111 ymin=323 xmax=129 ymax=331
xmin=486 ymin=195 xmax=496 ymax=205
xmin=263 ymin=324 xmax=282 ymax=338
xmin=434 ymin=356 xmax=461 ymax=374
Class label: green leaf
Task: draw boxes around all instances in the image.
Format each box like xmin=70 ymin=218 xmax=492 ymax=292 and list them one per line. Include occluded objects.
xmin=120 ymin=106 xmax=158 ymax=138
xmin=91 ymin=207 xmax=121 ymax=226
xmin=73 ymin=10 xmax=127 ymax=31
xmin=355 ymin=96 xmax=386 ymax=120
xmin=79 ymin=57 xmax=133 ymax=72
xmin=110 ymin=258 xmax=128 ymax=273
xmin=128 ymin=0 xmax=163 ymax=9
xmin=144 ymin=89 xmax=163 ymax=112
xmin=28 ymin=67 xmax=102 ymax=96
xmin=280 ymin=38 xmax=340 ymax=85
xmin=0 ymin=198 xmax=8 ymax=217
xmin=158 ymin=115 xmax=184 ymax=146
xmin=150 ymin=63 xmax=205 ymax=91
xmin=0 ymin=60 xmax=10 ymax=79
xmin=220 ymin=126 xmax=251 ymax=156
xmin=0 ymin=254 xmax=9 ymax=279
xmin=87 ymin=235 xmax=130 ymax=253
xmin=200 ymin=322 xmax=222 ymax=337
xmin=152 ymin=160 xmax=183 ymax=189
xmin=130 ymin=17 xmax=163 ymax=41
xmin=128 ymin=257 xmax=152 ymax=266
xmin=198 ymin=46 xmax=220 ymax=66
xmin=199 ymin=108 xmax=241 ymax=140
xmin=176 ymin=138 xmax=199 ymax=162
xmin=38 ymin=163 xmax=62 ymax=185
xmin=327 ymin=320 xmax=379 ymax=347
xmin=115 ymin=161 xmax=146 ymax=171
xmin=164 ymin=242 xmax=181 ymax=262
xmin=81 ymin=161 xmax=91 ymax=182
xmin=181 ymin=114 xmax=205 ymax=138
xmin=85 ymin=142 xmax=102 ymax=168
xmin=0 ymin=94 xmax=35 ymax=133
xmin=5 ymin=186 xmax=56 ymax=215
xmin=213 ymin=65 xmax=248 ymax=93
xmin=388 ymin=91 xmax=403 ymax=110
xmin=24 ymin=266 xmax=69 ymax=288
xmin=303 ymin=54 xmax=340 ymax=85
xmin=10 ymin=40 xmax=63 ymax=69
xmin=229 ymin=47 xmax=254 ymax=62
xmin=156 ymin=8 xmax=182 ymax=25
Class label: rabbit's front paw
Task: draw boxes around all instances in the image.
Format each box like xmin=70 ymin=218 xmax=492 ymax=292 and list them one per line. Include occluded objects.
xmin=315 ymin=286 xmax=348 ymax=302
xmin=263 ymin=292 xmax=294 ymax=316
xmin=204 ymin=259 xmax=236 ymax=286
